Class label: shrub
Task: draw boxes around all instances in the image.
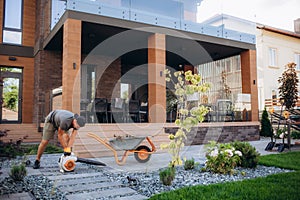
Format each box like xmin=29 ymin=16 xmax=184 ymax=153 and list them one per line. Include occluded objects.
xmin=260 ymin=108 xmax=273 ymax=137
xmin=0 ymin=143 xmax=19 ymax=158
xmin=184 ymin=158 xmax=196 ymax=170
xmin=291 ymin=130 xmax=300 ymax=139
xmin=23 ymin=144 xmax=63 ymax=155
xmin=159 ymin=167 xmax=175 ymax=186
xmin=274 ymin=127 xmax=288 ymax=139
xmin=0 ymin=129 xmax=26 ymax=158
xmin=231 ymin=141 xmax=260 ymax=168
xmin=10 ymin=164 xmax=27 ymax=181
xmin=3 ymin=85 xmax=18 ymax=111
xmin=205 ymin=141 xmax=242 ymax=174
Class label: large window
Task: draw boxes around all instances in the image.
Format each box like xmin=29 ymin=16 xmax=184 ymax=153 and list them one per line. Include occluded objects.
xmin=121 ymin=83 xmax=129 ymax=100
xmin=197 ymin=55 xmax=242 ymax=108
xmin=268 ymin=47 xmax=277 ymax=67
xmin=295 ymin=53 xmax=300 ymax=70
xmin=2 ymin=0 xmax=23 ymax=45
xmin=197 ymin=55 xmax=250 ymax=122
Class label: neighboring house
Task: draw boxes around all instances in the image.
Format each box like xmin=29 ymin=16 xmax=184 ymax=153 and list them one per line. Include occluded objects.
xmin=256 ymin=20 xmax=300 ymax=110
xmin=0 ymin=1 xmax=260 ymax=149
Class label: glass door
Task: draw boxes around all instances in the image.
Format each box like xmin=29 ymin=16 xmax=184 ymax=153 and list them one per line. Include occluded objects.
xmin=0 ymin=67 xmax=23 ymax=123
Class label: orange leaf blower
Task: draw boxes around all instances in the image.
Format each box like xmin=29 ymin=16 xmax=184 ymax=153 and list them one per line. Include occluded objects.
xmin=58 ymin=153 xmax=106 ymax=173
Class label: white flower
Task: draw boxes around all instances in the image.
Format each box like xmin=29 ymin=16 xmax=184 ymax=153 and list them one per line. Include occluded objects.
xmin=225 ymin=149 xmax=233 ymax=157
xmin=210 ymin=149 xmax=218 ymax=157
xmin=235 ymin=150 xmax=242 ymax=157
xmin=279 ymin=133 xmax=285 ymax=139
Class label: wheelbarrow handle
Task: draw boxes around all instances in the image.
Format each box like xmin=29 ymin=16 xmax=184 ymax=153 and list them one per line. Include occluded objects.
xmin=146 ymin=136 xmax=156 ymax=153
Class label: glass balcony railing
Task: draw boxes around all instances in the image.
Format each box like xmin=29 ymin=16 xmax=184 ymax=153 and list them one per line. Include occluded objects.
xmin=51 ymin=0 xmax=67 ymax=29
xmin=51 ymin=0 xmax=255 ymax=44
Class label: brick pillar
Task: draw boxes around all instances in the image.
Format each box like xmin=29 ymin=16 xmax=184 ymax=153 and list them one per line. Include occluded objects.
xmin=62 ymin=19 xmax=81 ymax=114
xmin=241 ymin=50 xmax=258 ymax=121
xmin=148 ymin=33 xmax=166 ymax=123
xmin=34 ymin=0 xmax=62 ymax=125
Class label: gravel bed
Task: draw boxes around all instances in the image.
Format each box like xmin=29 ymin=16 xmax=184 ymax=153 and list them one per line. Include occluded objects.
xmin=0 ymin=157 xmax=294 ymax=199
xmin=0 ymin=158 xmax=66 ymax=199
xmin=107 ymin=165 xmax=293 ymax=197
xmin=0 ymin=175 xmax=65 ymax=199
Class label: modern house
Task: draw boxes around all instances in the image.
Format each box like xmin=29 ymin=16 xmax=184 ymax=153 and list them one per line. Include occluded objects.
xmin=0 ymin=0 xmax=259 ymax=157
xmin=203 ymin=14 xmax=300 ymax=112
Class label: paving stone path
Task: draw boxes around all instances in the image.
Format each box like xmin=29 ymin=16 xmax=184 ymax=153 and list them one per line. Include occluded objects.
xmin=0 ymin=154 xmax=147 ymax=200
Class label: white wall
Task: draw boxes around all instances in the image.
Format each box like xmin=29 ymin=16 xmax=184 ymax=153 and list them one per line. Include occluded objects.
xmin=256 ymin=29 xmax=300 ymax=110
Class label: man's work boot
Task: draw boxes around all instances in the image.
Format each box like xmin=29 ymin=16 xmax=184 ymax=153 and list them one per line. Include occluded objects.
xmin=33 ymin=160 xmax=40 ymax=169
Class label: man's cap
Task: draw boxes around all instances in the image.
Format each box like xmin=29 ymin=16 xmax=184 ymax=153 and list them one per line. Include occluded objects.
xmin=74 ymin=114 xmax=86 ymax=127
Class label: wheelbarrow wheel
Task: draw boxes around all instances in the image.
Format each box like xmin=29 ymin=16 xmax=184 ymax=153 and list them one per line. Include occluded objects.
xmin=134 ymin=145 xmax=151 ymax=163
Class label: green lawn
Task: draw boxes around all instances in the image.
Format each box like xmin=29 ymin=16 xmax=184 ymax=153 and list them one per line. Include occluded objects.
xmin=149 ymin=151 xmax=300 ymax=200
xmin=258 ymin=151 xmax=300 ymax=170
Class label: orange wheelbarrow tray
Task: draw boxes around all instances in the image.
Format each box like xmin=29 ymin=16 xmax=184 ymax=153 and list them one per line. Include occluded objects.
xmin=87 ymin=132 xmax=156 ymax=165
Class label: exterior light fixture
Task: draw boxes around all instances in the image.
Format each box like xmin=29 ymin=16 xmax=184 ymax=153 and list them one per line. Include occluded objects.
xmin=9 ymin=56 xmax=17 ymax=61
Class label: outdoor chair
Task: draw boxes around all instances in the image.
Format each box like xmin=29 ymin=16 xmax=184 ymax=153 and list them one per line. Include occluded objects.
xmin=94 ymin=98 xmax=108 ymax=123
xmin=216 ymin=99 xmax=234 ymax=122
xmin=128 ymin=100 xmax=141 ymax=122
xmin=110 ymin=98 xmax=125 ymax=123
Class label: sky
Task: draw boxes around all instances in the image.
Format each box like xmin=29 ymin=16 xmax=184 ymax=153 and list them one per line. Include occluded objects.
xmin=197 ymin=0 xmax=300 ymax=32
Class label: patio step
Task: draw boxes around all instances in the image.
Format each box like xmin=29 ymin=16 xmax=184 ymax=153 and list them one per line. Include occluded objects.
xmin=0 ymin=124 xmax=42 ymax=143
xmin=74 ymin=123 xmax=169 ymax=158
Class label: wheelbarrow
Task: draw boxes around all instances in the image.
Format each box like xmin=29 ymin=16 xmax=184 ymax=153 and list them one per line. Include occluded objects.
xmin=87 ymin=132 xmax=156 ymax=165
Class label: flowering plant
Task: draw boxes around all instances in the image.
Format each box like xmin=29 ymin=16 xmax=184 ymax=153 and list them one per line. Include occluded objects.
xmin=205 ymin=141 xmax=242 ymax=174
xmin=274 ymin=128 xmax=288 ymax=139
xmin=161 ymin=69 xmax=210 ymax=166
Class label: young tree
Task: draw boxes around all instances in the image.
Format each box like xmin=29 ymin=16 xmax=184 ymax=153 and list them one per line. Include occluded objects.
xmin=162 ymin=70 xmax=210 ymax=166
xmin=278 ymin=62 xmax=299 ymax=110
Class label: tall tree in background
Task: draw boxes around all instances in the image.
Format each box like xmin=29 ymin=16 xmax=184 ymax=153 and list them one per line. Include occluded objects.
xmin=3 ymin=85 xmax=18 ymax=111
xmin=278 ymin=62 xmax=299 ymax=110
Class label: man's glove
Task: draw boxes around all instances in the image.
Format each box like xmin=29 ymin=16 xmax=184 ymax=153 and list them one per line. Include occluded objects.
xmin=64 ymin=147 xmax=71 ymax=156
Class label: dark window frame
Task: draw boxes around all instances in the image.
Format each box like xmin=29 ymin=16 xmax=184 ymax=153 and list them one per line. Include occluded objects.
xmin=2 ymin=0 xmax=23 ymax=45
